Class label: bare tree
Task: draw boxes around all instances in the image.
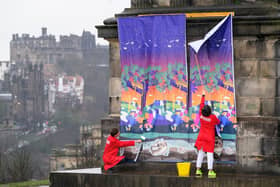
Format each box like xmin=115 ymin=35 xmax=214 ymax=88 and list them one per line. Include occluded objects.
xmin=7 ymin=148 xmax=34 ymax=182
xmin=0 ymin=134 xmax=18 ymax=183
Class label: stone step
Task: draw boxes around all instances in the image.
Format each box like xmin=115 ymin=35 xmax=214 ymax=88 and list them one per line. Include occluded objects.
xmin=50 ymin=166 xmax=280 ymax=187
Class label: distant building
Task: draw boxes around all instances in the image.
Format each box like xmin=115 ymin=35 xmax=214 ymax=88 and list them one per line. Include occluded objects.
xmin=10 ymin=28 xmax=109 ymax=125
xmin=50 ymin=124 xmax=101 ymax=171
xmin=0 ymin=61 xmax=11 ymax=81
xmin=47 ymin=78 xmax=56 ymax=114
xmin=10 ymin=28 xmax=103 ymax=69
xmin=0 ymin=93 xmax=13 ymax=126
xmin=9 ymin=64 xmax=46 ymax=127
xmin=50 ymin=144 xmax=82 ymax=171
xmin=56 ymin=74 xmax=84 ymax=105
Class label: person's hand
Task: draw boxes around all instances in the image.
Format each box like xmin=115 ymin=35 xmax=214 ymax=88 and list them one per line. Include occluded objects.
xmin=135 ymin=139 xmax=142 ymax=143
xmin=202 ymin=90 xmax=206 ymax=96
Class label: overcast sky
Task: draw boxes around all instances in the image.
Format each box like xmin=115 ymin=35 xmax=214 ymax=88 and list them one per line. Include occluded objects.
xmin=0 ymin=0 xmax=130 ymax=60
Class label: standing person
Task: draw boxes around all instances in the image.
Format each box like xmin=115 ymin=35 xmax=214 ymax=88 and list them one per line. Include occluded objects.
xmin=103 ymin=128 xmax=142 ymax=171
xmin=194 ymin=91 xmax=220 ymax=178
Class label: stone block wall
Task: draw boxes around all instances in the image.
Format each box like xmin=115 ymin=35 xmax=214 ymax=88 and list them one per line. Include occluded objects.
xmin=237 ymin=117 xmax=279 ymax=172
xmin=234 ymin=37 xmax=280 ymax=116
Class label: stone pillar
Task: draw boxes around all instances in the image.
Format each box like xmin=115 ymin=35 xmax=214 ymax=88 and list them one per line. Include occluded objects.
xmin=100 ymin=117 xmax=120 ymax=159
xmin=275 ymin=40 xmax=280 ymax=115
xmin=131 ymin=0 xmax=191 ymax=8
xmin=152 ymin=0 xmax=171 ymax=7
xmin=100 ymin=39 xmax=122 ymax=159
xmin=131 ymin=0 xmax=152 ymax=8
xmin=108 ymin=39 xmax=121 ymax=116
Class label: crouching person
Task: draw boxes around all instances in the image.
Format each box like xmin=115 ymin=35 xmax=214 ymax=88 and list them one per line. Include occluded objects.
xmin=103 ymin=128 xmax=142 ymax=172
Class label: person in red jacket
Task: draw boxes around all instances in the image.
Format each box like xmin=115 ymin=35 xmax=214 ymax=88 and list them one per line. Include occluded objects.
xmin=103 ymin=128 xmax=142 ymax=171
xmin=194 ymin=91 xmax=220 ymax=178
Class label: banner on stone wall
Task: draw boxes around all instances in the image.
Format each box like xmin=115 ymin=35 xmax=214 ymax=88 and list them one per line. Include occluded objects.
xmin=118 ymin=15 xmax=191 ymax=161
xmin=118 ymin=14 xmax=236 ymax=162
xmin=189 ymin=15 xmax=237 ymax=162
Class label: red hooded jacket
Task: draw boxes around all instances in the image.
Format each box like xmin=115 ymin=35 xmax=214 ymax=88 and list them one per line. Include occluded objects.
xmin=195 ymin=95 xmax=220 ymax=153
xmin=103 ymin=135 xmax=135 ymax=170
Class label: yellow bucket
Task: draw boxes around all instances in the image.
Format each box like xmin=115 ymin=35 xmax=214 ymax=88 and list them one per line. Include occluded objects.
xmin=176 ymin=162 xmax=191 ymax=177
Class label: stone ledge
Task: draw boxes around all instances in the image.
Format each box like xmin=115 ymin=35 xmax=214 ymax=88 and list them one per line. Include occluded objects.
xmin=118 ymin=5 xmax=280 ymax=17
xmin=50 ymin=166 xmax=280 ymax=187
xmin=106 ymin=162 xmax=238 ymax=175
xmin=96 ymin=16 xmax=280 ymax=39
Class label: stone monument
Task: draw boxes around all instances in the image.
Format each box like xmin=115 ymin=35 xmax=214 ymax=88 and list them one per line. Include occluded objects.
xmin=96 ymin=0 xmax=280 ymax=172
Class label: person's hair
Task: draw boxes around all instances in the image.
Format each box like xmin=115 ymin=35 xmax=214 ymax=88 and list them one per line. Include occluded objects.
xmin=110 ymin=128 xmax=119 ymax=137
xmin=201 ymin=105 xmax=211 ymax=117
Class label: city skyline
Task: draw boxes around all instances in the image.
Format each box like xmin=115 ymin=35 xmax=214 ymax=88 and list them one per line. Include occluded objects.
xmin=0 ymin=0 xmax=130 ymax=60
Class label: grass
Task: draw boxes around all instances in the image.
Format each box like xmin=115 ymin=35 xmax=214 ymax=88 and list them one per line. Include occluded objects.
xmin=0 ymin=179 xmax=49 ymax=187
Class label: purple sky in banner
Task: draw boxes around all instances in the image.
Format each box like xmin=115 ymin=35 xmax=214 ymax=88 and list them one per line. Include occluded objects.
xmin=190 ymin=16 xmax=233 ymax=68
xmin=118 ymin=15 xmax=186 ymax=69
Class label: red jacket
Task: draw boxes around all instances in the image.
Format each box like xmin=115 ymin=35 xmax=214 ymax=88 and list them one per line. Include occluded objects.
xmin=103 ymin=135 xmax=135 ymax=170
xmin=195 ymin=95 xmax=220 ymax=153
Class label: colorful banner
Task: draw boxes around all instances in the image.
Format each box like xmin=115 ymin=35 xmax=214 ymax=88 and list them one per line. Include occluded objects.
xmin=118 ymin=14 xmax=236 ymax=162
xmin=189 ymin=15 xmax=236 ymax=162
xmin=118 ymin=15 xmax=191 ymax=161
